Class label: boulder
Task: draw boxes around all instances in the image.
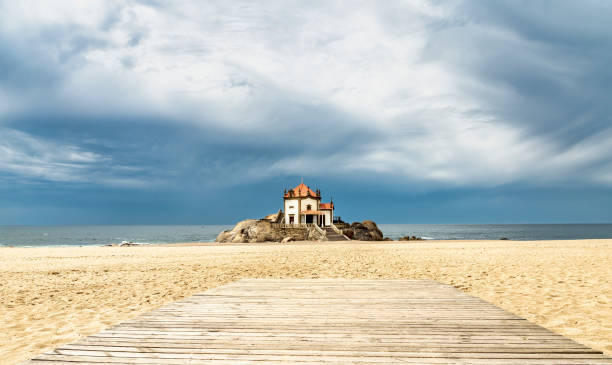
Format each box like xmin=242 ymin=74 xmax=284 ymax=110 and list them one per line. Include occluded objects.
xmin=342 ymin=229 xmax=354 ymax=239
xmin=215 ymin=219 xmax=284 ymax=243
xmin=399 ymin=235 xmax=423 ymax=241
xmin=263 ymin=209 xmax=284 ymax=223
xmin=344 ymin=220 xmax=384 ymax=241
xmin=361 ymin=220 xmax=383 ymax=241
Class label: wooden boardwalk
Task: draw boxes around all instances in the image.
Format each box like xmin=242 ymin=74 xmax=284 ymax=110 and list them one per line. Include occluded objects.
xmin=24 ymin=279 xmax=612 ymax=364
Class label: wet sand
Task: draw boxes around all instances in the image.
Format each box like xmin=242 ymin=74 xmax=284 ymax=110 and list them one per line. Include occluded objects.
xmin=1 ymin=239 xmax=611 ymax=364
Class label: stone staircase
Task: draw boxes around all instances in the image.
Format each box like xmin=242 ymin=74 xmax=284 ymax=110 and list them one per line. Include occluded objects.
xmin=324 ymin=227 xmax=350 ymax=241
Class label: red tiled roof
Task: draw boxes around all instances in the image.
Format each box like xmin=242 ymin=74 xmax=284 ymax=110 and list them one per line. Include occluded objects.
xmin=319 ymin=202 xmax=334 ymax=210
xmin=284 ymin=183 xmax=320 ymax=198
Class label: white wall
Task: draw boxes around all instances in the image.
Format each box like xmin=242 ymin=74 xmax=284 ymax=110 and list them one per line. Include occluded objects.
xmin=284 ymin=199 xmax=298 ymax=223
xmin=323 ymin=210 xmax=332 ymax=226
xmin=284 ymin=197 xmax=322 ymax=225
xmin=301 ymin=198 xmax=319 ymax=211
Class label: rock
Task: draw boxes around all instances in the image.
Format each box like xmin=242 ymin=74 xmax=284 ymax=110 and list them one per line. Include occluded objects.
xmin=263 ymin=209 xmax=283 ymax=223
xmin=215 ymin=219 xmax=310 ymax=243
xmin=362 ymin=220 xmax=383 ymax=240
xmin=215 ymin=219 xmax=279 ymax=243
xmin=500 ymin=237 xmax=509 ymax=240
xmin=399 ymin=235 xmax=423 ymax=241
xmin=383 ymin=237 xmax=393 ymax=241
xmin=344 ymin=220 xmax=384 ymax=241
xmin=231 ymin=233 xmax=246 ymax=243
xmin=217 ymin=217 xmax=383 ymax=243
xmin=342 ymin=229 xmax=354 ymax=239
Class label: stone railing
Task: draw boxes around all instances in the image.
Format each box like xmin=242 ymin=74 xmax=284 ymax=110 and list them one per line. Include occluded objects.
xmin=313 ymin=224 xmax=325 ymax=236
xmin=331 ymin=223 xmax=351 ymax=241
xmin=271 ymin=223 xmax=317 ymax=229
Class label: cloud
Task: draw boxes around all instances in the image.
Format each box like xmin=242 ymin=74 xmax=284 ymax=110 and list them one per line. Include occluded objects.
xmin=0 ymin=126 xmax=158 ymax=188
xmin=1 ymin=0 xmax=611 ymax=192
xmin=0 ymin=128 xmax=107 ymax=183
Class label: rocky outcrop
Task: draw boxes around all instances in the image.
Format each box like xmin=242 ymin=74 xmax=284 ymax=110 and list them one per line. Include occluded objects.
xmin=215 ymin=215 xmax=327 ymax=243
xmin=215 ymin=219 xmax=283 ymax=243
xmin=341 ymin=220 xmax=384 ymax=241
xmin=216 ymin=215 xmax=384 ymax=243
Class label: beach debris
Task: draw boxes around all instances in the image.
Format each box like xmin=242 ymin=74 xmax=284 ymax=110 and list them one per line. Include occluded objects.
xmin=120 ymin=241 xmax=139 ymax=246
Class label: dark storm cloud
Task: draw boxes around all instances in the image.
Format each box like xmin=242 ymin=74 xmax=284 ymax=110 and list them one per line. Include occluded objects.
xmin=1 ymin=94 xmax=377 ymax=189
xmin=436 ymin=0 xmax=612 ymax=145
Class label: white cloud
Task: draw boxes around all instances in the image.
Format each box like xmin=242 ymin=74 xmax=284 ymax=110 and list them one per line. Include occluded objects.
xmin=1 ymin=0 xmax=611 ymax=188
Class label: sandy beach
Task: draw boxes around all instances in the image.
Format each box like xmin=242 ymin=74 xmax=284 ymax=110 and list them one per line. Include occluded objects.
xmin=1 ymin=239 xmax=611 ymax=364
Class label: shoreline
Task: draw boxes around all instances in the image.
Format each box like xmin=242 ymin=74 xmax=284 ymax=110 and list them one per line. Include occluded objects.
xmin=3 ymin=237 xmax=612 ymax=248
xmin=1 ymin=239 xmax=611 ymax=364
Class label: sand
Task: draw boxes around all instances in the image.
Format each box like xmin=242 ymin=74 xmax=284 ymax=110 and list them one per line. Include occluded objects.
xmin=1 ymin=239 xmax=611 ymax=364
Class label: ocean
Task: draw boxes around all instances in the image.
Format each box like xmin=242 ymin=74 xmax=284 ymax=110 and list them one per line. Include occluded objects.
xmin=1 ymin=224 xmax=612 ymax=247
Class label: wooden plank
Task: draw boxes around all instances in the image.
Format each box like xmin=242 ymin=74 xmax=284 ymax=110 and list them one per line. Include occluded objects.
xmin=22 ymin=279 xmax=612 ymax=364
xmin=39 ymin=348 xmax=610 ymax=359
xmin=58 ymin=344 xmax=602 ymax=355
xmin=73 ymin=339 xmax=596 ymax=350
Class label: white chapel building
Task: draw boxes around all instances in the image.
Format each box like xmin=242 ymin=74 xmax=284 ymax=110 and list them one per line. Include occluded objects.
xmin=283 ymin=183 xmax=334 ymax=227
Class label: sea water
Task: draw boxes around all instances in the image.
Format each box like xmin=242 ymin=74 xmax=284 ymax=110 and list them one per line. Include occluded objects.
xmin=1 ymin=224 xmax=612 ymax=247
xmin=379 ymin=224 xmax=612 ymax=241
xmin=0 ymin=225 xmax=232 ymax=247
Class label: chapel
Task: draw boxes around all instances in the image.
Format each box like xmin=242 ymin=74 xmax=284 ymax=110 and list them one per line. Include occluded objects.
xmin=283 ymin=183 xmax=334 ymax=227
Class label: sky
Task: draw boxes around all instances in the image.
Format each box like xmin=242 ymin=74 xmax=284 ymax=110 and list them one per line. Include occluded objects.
xmin=1 ymin=0 xmax=611 ymax=225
